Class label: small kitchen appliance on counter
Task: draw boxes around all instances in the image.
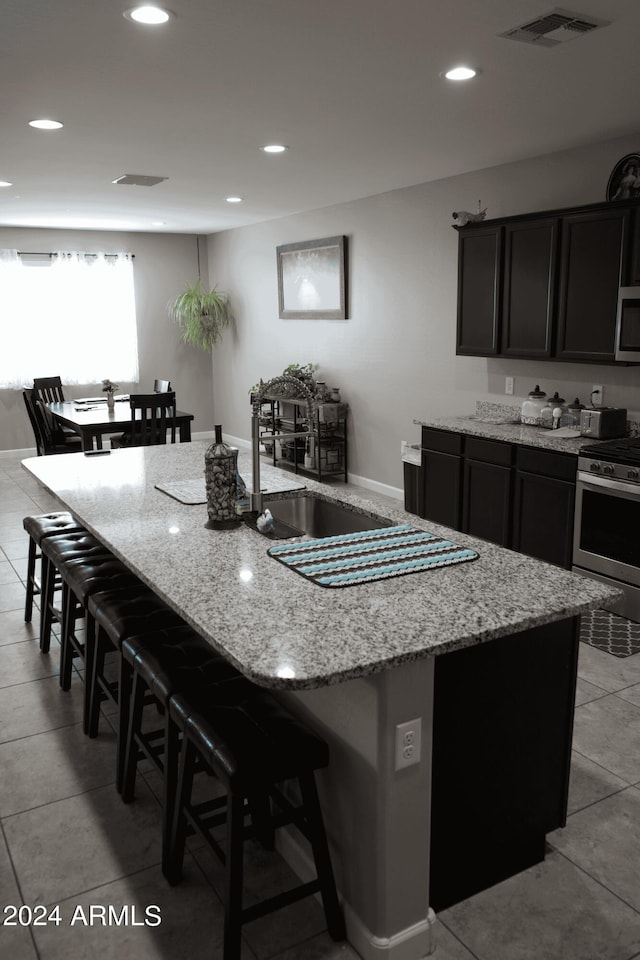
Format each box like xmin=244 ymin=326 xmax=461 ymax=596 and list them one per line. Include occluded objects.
xmin=579 ymin=406 xmax=627 ymax=439
xmin=574 ymin=435 xmax=640 ymax=621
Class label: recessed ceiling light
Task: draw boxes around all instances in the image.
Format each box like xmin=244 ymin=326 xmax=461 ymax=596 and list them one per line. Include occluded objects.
xmin=0 ymin=180 xmax=12 ymax=187
xmin=226 ymin=196 xmax=243 ymax=203
xmin=260 ymin=144 xmax=288 ymax=154
xmin=28 ymin=119 xmax=64 ymax=130
xmin=124 ymin=6 xmax=172 ymax=24
xmin=443 ymin=66 xmax=477 ymax=81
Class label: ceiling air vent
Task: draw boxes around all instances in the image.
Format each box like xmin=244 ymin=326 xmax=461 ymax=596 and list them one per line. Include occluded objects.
xmin=498 ymin=8 xmax=610 ymax=47
xmin=112 ymin=174 xmax=168 ymax=186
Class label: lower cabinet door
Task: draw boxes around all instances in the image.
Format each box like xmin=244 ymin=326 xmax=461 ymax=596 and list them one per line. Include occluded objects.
xmin=403 ymin=462 xmax=423 ymax=516
xmin=462 ymin=459 xmax=512 ymax=546
xmin=421 ymin=450 xmax=462 ymax=527
xmin=512 ymin=471 xmax=576 ymax=568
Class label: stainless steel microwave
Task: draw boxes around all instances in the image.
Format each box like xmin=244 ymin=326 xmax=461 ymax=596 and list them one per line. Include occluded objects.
xmin=615 ymin=286 xmax=640 ymax=361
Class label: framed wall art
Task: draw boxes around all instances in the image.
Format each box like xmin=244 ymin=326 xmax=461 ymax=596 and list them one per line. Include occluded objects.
xmin=276 ymin=235 xmax=347 ymax=319
xmin=606 ymin=154 xmax=640 ymax=201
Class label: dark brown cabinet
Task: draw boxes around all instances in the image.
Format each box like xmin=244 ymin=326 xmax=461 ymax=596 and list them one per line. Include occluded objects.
xmin=555 ymin=208 xmax=629 ymax=363
xmin=420 ymin=428 xmax=463 ymax=528
xmin=403 ymin=462 xmax=423 ymax=516
xmin=512 ymin=447 xmax=576 ymax=568
xmin=461 ymin=437 xmax=513 ymax=547
xmin=413 ymin=428 xmax=577 ymax=567
xmin=501 ymin=218 xmax=557 ymax=358
xmin=456 ymin=198 xmax=638 ymax=365
xmin=456 ymin=225 xmax=502 ymax=356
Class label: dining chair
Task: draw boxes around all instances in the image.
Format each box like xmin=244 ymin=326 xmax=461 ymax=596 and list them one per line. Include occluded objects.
xmin=32 ymin=375 xmax=78 ymax=439
xmin=111 ymin=392 xmax=177 ymax=447
xmin=32 ymin=376 xmax=66 ymax=404
xmin=23 ymin=390 xmax=82 ymax=456
xmin=153 ymin=378 xmax=172 ymax=393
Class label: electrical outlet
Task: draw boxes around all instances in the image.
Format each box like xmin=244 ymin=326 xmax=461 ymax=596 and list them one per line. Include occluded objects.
xmin=395 ymin=718 xmax=422 ymax=770
xmin=591 ymin=384 xmax=604 ymax=406
xmin=505 ymin=376 xmax=514 ymax=395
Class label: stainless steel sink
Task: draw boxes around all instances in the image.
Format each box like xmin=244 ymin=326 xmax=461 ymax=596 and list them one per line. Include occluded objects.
xmin=267 ymin=494 xmax=392 ymax=539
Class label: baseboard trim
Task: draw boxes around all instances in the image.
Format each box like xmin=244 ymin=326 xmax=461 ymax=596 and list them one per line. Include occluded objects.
xmin=0 ymin=446 xmax=37 ymax=460
xmin=277 ymin=827 xmax=436 ymax=960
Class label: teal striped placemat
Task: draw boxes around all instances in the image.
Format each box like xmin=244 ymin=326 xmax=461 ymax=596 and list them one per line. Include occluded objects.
xmin=267 ymin=524 xmax=478 ymax=588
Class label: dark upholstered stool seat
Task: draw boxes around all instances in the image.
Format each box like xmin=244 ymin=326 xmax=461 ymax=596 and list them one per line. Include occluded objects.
xmin=171 ymin=677 xmax=329 ymax=791
xmin=166 ymin=678 xmax=345 ymax=959
xmin=22 ymin=512 xmax=84 ymax=623
xmin=120 ymin=625 xmax=241 ymax=872
xmin=84 ymin=586 xmax=186 ymax=794
xmin=39 ymin=530 xmax=112 ymax=653
xmin=58 ymin=555 xmax=142 ymax=713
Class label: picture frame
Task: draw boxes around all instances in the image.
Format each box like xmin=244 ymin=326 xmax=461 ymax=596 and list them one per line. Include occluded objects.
xmin=606 ymin=153 xmax=640 ymax=201
xmin=276 ymin=235 xmax=347 ymax=319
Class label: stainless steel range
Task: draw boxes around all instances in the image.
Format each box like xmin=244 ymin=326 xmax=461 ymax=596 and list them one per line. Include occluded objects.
xmin=574 ymin=436 xmax=640 ymax=622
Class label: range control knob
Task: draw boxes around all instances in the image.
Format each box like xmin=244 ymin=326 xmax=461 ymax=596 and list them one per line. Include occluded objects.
xmin=628 ymin=468 xmax=639 ymax=481
xmin=589 ymin=462 xmax=601 ymax=472
xmin=603 ymin=464 xmax=615 ymax=475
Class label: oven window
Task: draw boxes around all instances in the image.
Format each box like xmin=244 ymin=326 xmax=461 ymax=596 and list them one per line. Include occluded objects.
xmin=580 ymin=489 xmax=640 ymax=566
xmin=619 ymin=300 xmax=640 ymax=351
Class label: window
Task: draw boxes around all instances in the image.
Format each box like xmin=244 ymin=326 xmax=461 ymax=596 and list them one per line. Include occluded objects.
xmin=0 ymin=249 xmax=139 ymax=388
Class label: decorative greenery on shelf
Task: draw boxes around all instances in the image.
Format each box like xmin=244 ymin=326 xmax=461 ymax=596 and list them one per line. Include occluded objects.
xmin=249 ymin=362 xmax=318 ymax=398
xmin=167 ymin=279 xmax=233 ymax=351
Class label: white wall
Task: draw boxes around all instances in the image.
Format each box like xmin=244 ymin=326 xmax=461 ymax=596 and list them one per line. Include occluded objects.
xmin=208 ymin=132 xmax=640 ymax=491
xmin=0 ymin=228 xmax=214 ymax=451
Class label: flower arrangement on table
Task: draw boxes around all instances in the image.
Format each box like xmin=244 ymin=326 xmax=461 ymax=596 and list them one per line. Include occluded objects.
xmin=102 ymin=379 xmax=119 ymax=410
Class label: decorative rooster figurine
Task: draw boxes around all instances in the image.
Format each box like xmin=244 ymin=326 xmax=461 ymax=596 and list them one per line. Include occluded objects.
xmin=452 ymin=202 xmax=487 ymax=226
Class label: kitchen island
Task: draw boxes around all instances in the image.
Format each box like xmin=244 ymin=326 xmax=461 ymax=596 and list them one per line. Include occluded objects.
xmin=22 ymin=442 xmax=619 ymax=960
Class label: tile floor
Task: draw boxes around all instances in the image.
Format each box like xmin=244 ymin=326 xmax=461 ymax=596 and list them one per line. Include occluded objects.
xmin=1 ymin=452 xmax=640 ymax=960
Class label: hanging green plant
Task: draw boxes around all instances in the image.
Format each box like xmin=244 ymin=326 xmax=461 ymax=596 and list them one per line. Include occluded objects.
xmin=167 ymin=279 xmax=233 ymax=351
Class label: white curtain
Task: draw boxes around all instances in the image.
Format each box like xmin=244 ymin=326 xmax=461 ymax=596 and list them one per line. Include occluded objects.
xmin=0 ymin=250 xmax=139 ymax=388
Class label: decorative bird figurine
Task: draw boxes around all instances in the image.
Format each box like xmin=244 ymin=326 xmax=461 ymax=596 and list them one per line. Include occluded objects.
xmin=452 ymin=204 xmax=487 ymax=226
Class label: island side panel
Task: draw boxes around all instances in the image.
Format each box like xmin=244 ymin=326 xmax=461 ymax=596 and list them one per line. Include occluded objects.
xmin=282 ymin=657 xmax=436 ymax=960
xmin=429 ymin=615 xmax=579 ymax=912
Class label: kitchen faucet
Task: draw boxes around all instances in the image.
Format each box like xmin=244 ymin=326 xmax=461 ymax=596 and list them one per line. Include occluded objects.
xmin=250 ymin=375 xmax=316 ymax=514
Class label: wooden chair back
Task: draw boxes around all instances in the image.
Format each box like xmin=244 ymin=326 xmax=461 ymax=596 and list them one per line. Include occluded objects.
xmin=23 ymin=390 xmax=46 ymax=456
xmin=32 ymin=376 xmax=65 ymax=404
xmin=23 ymin=389 xmax=81 ymax=455
xmin=128 ymin=392 xmax=177 ymax=446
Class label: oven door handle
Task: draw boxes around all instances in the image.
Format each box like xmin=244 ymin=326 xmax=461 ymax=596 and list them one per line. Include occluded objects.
xmin=577 ymin=473 xmax=640 ymax=497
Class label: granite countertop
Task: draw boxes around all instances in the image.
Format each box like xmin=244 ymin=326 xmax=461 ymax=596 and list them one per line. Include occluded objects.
xmin=415 ymin=401 xmax=639 ymax=455
xmin=22 ymin=442 xmax=618 ymax=690
xmin=415 ymin=414 xmax=590 ymax=454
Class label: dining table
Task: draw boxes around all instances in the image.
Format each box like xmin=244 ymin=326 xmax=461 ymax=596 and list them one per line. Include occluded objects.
xmin=20 ymin=441 xmax=619 ymax=960
xmin=46 ymin=399 xmax=194 ymax=451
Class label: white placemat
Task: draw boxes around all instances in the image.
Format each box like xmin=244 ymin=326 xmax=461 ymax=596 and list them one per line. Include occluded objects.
xmin=155 ymin=475 xmax=306 ymax=505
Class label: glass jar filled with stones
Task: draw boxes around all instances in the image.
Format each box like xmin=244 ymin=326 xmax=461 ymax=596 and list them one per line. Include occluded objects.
xmin=204 ymin=425 xmax=240 ymax=528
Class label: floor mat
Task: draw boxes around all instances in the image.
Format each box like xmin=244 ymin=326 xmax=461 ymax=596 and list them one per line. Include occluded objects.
xmin=580 ymin=608 xmax=640 ymax=658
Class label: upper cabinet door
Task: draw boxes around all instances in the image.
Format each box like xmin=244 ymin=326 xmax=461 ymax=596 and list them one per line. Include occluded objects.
xmin=456 ymin=225 xmax=503 ymax=356
xmin=628 ymin=208 xmax=640 ymax=285
xmin=555 ymin=208 xmax=630 ymax=363
xmin=501 ymin=218 xmax=558 ymax=358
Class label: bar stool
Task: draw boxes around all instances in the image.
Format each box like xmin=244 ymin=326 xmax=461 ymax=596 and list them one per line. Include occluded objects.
xmin=120 ymin=625 xmax=241 ymax=872
xmin=166 ymin=675 xmax=346 ymax=960
xmin=85 ymin=587 xmax=186 ymax=788
xmin=57 ymin=555 xmax=143 ymax=724
xmin=22 ymin=512 xmax=84 ymax=623
xmin=39 ymin=530 xmax=112 ymax=653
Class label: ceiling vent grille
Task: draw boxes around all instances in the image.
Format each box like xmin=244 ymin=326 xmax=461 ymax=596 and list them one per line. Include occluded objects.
xmin=112 ymin=174 xmax=168 ymax=187
xmin=498 ymin=8 xmax=610 ymax=47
